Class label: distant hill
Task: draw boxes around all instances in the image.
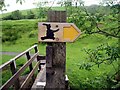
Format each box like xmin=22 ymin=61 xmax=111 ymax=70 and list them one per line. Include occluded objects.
xmin=0 ymin=7 xmax=66 ymax=19
xmin=0 ymin=5 xmax=110 ymax=20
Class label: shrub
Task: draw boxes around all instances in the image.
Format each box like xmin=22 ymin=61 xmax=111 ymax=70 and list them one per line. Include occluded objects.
xmin=2 ymin=30 xmax=21 ymax=43
xmin=26 ymin=10 xmax=35 ymax=19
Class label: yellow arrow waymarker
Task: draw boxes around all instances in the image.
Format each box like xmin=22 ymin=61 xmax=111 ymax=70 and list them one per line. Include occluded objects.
xmin=63 ymin=24 xmax=80 ymax=42
xmin=38 ymin=22 xmax=81 ymax=42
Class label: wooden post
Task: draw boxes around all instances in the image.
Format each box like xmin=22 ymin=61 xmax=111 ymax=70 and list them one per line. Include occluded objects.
xmin=10 ymin=60 xmax=20 ymax=90
xmin=26 ymin=52 xmax=33 ymax=71
xmin=26 ymin=52 xmax=35 ymax=82
xmin=45 ymin=11 xmax=66 ymax=89
xmin=46 ymin=46 xmax=53 ymax=68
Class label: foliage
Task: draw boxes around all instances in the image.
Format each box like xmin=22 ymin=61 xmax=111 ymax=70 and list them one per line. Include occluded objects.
xmin=2 ymin=10 xmax=24 ymax=20
xmin=0 ymin=0 xmax=7 ymax=11
xmin=2 ymin=29 xmax=21 ymax=43
xmin=80 ymin=43 xmax=119 ymax=69
xmin=26 ymin=10 xmax=35 ymax=19
xmin=65 ymin=0 xmax=120 ymax=89
xmin=2 ymin=19 xmax=39 ymax=43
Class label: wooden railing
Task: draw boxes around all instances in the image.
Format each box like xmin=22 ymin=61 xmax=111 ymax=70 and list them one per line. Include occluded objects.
xmin=0 ymin=45 xmax=45 ymax=90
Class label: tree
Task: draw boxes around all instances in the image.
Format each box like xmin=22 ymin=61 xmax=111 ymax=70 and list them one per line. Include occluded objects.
xmin=0 ymin=0 xmax=24 ymax=11
xmin=65 ymin=0 xmax=120 ymax=88
xmin=26 ymin=10 xmax=35 ymax=19
xmin=11 ymin=10 xmax=23 ymax=20
xmin=33 ymin=1 xmax=48 ymax=19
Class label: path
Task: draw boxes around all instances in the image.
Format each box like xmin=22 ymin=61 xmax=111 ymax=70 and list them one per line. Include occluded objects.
xmin=0 ymin=51 xmax=21 ymax=56
xmin=0 ymin=51 xmax=35 ymax=56
xmin=0 ymin=51 xmax=40 ymax=62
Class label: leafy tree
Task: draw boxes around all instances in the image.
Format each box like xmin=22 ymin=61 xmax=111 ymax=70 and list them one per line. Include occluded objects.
xmin=11 ymin=10 xmax=23 ymax=20
xmin=65 ymin=0 xmax=120 ymax=88
xmin=0 ymin=0 xmax=7 ymax=12
xmin=26 ymin=10 xmax=35 ymax=19
xmin=34 ymin=1 xmax=48 ymax=19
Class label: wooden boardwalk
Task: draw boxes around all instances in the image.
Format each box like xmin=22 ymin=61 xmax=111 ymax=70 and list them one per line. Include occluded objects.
xmin=32 ymin=63 xmax=46 ymax=89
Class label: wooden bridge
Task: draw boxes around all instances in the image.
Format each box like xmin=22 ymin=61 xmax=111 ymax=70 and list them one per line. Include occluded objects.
xmin=0 ymin=45 xmax=69 ymax=90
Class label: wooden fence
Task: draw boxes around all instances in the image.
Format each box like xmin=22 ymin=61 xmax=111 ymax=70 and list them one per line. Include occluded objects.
xmin=0 ymin=45 xmax=45 ymax=90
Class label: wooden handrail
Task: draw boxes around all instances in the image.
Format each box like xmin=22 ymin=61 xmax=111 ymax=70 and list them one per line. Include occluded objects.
xmin=20 ymin=61 xmax=40 ymax=89
xmin=0 ymin=59 xmax=14 ymax=70
xmin=13 ymin=45 xmax=37 ymax=60
xmin=0 ymin=45 xmax=38 ymax=70
xmin=1 ymin=52 xmax=38 ymax=90
xmin=0 ymin=45 xmax=40 ymax=90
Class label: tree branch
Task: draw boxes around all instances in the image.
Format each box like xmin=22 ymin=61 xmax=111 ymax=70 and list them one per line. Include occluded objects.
xmin=96 ymin=25 xmax=120 ymax=38
xmin=82 ymin=5 xmax=120 ymax=39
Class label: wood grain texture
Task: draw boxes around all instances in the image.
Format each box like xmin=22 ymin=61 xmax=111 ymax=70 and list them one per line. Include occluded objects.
xmin=45 ymin=11 xmax=66 ymax=89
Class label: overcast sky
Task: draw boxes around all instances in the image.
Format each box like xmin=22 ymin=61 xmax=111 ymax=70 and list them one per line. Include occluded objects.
xmin=1 ymin=0 xmax=101 ymax=14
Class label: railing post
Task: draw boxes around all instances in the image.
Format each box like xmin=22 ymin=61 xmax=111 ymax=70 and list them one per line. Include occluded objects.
xmin=34 ymin=45 xmax=41 ymax=72
xmin=10 ymin=60 xmax=20 ymax=90
xmin=26 ymin=52 xmax=33 ymax=71
xmin=34 ymin=45 xmax=38 ymax=53
xmin=37 ymin=57 xmax=41 ymax=72
xmin=26 ymin=51 xmax=35 ymax=82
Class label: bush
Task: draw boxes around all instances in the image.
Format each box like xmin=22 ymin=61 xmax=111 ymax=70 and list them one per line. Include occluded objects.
xmin=2 ymin=30 xmax=21 ymax=43
xmin=2 ymin=10 xmax=24 ymax=20
xmin=26 ymin=10 xmax=35 ymax=19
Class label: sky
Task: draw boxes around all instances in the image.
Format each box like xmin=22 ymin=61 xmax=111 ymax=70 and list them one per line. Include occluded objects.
xmin=1 ymin=0 xmax=101 ymax=14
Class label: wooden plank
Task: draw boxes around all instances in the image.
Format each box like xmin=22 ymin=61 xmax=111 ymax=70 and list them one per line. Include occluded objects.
xmin=37 ymin=55 xmax=46 ymax=61
xmin=0 ymin=45 xmax=38 ymax=71
xmin=46 ymin=46 xmax=53 ymax=67
xmin=20 ymin=61 xmax=40 ymax=89
xmin=34 ymin=46 xmax=38 ymax=53
xmin=37 ymin=55 xmax=46 ymax=72
xmin=10 ymin=60 xmax=20 ymax=89
xmin=26 ymin=51 xmax=35 ymax=82
xmin=48 ymin=11 xmax=66 ymax=22
xmin=26 ymin=52 xmax=33 ymax=71
xmin=45 ymin=11 xmax=66 ymax=89
xmin=0 ymin=52 xmax=38 ymax=90
xmin=31 ymin=64 xmax=46 ymax=89
xmin=12 ymin=45 xmax=37 ymax=60
xmin=65 ymin=75 xmax=69 ymax=89
xmin=0 ymin=59 xmax=14 ymax=70
xmin=40 ymin=60 xmax=46 ymax=65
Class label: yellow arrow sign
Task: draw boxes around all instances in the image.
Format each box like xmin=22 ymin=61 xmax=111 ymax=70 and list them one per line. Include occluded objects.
xmin=38 ymin=22 xmax=81 ymax=42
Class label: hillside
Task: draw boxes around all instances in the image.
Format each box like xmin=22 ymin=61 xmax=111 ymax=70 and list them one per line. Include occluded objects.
xmin=0 ymin=7 xmax=66 ymax=19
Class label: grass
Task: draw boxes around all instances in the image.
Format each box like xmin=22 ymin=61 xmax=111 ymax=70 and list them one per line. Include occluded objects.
xmin=2 ymin=19 xmax=46 ymax=55
xmin=1 ymin=19 xmax=118 ymax=89
xmin=66 ymin=34 xmax=118 ymax=89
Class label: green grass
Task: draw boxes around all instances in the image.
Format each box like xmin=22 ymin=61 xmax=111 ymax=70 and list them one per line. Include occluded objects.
xmin=2 ymin=19 xmax=46 ymax=55
xmin=66 ymin=34 xmax=118 ymax=89
xmin=0 ymin=55 xmax=15 ymax=65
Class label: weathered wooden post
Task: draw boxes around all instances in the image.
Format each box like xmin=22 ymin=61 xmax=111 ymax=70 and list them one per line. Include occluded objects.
xmin=10 ymin=60 xmax=20 ymax=89
xmin=38 ymin=10 xmax=81 ymax=89
xmin=46 ymin=11 xmax=66 ymax=89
